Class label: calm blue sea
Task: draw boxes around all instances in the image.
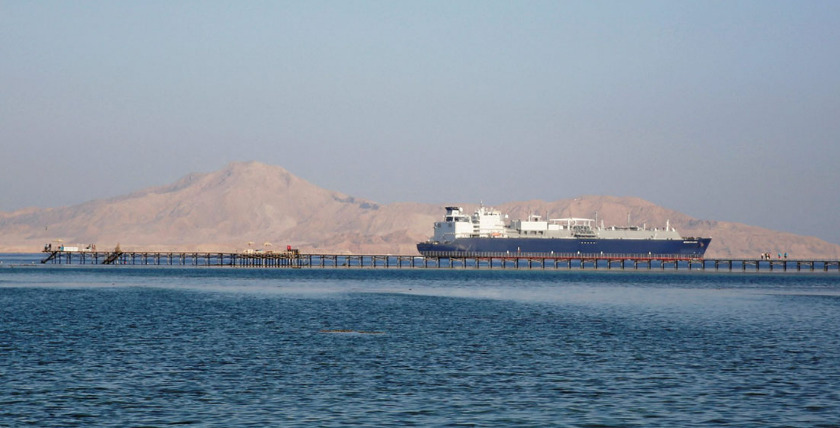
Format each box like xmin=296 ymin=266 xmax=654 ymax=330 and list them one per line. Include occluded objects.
xmin=2 ymin=253 xmax=840 ymax=426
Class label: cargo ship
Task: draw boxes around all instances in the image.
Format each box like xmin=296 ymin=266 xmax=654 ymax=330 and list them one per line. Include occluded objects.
xmin=416 ymin=206 xmax=711 ymax=257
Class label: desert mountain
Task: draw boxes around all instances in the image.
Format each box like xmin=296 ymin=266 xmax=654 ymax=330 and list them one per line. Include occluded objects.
xmin=1 ymin=161 xmax=838 ymax=258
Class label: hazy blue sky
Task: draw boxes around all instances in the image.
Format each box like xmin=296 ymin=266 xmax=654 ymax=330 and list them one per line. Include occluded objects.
xmin=2 ymin=1 xmax=839 ymax=244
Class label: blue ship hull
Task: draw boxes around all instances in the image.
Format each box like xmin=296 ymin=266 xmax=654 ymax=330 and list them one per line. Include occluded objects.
xmin=417 ymin=237 xmax=711 ymax=257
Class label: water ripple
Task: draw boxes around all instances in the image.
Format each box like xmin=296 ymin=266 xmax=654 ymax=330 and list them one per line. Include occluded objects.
xmin=2 ymin=268 xmax=840 ymax=426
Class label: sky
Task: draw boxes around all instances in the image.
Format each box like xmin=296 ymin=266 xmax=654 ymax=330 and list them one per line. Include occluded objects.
xmin=2 ymin=1 xmax=840 ymax=244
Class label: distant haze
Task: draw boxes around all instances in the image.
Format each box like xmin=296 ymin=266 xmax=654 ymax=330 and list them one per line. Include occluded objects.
xmin=2 ymin=161 xmax=839 ymax=258
xmin=2 ymin=2 xmax=839 ymax=244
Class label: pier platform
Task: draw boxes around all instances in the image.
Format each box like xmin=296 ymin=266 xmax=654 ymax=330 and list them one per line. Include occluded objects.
xmin=38 ymin=250 xmax=840 ymax=273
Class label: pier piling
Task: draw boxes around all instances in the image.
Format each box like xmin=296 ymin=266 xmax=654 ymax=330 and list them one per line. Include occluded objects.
xmin=36 ymin=250 xmax=840 ymax=273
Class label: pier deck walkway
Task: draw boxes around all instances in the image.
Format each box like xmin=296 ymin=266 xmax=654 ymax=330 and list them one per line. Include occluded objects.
xmin=38 ymin=250 xmax=840 ymax=273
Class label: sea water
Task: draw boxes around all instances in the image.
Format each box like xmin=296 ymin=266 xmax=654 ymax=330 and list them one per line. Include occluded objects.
xmin=2 ymin=254 xmax=840 ymax=426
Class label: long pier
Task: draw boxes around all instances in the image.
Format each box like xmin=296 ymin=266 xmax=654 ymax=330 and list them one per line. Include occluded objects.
xmin=38 ymin=250 xmax=840 ymax=272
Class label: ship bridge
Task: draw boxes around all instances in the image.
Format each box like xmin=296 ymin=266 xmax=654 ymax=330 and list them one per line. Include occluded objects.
xmin=431 ymin=206 xmax=507 ymax=242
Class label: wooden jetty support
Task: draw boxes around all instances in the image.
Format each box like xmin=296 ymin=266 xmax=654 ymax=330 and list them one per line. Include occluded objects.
xmin=38 ymin=249 xmax=840 ymax=273
xmin=41 ymin=249 xmax=304 ymax=268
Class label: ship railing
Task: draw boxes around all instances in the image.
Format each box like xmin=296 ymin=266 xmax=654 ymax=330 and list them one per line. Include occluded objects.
xmin=418 ymin=251 xmax=702 ymax=260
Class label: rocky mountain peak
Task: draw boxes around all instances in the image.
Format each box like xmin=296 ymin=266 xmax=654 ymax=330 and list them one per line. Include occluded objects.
xmin=1 ymin=162 xmax=838 ymax=258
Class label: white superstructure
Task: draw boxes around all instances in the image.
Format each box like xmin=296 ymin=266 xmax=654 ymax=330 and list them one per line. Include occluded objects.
xmin=430 ymin=206 xmax=683 ymax=244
